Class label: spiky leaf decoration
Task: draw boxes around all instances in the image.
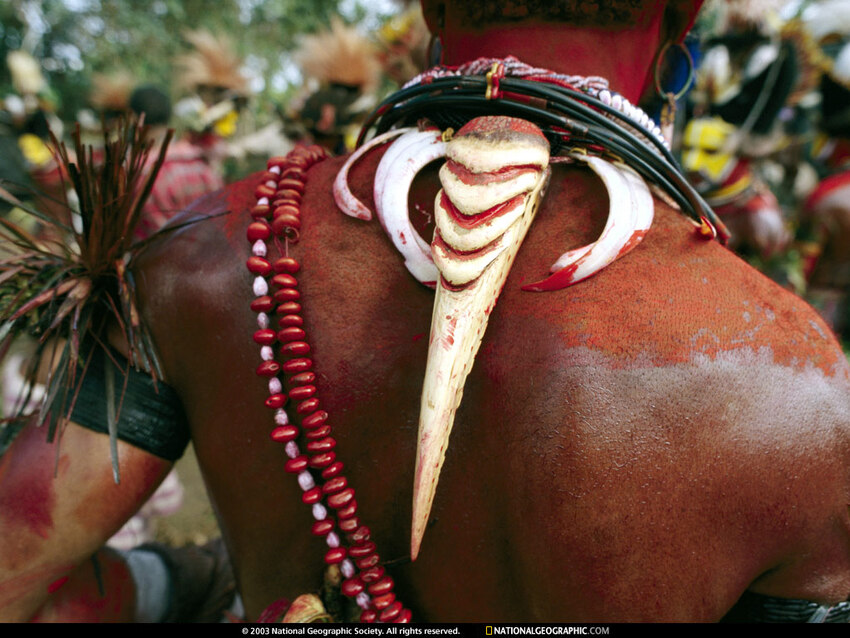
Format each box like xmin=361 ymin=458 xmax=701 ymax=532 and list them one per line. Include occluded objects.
xmin=0 ymin=118 xmax=173 ymax=469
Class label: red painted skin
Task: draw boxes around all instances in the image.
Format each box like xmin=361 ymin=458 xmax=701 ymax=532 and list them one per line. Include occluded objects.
xmin=3 ymin=1 xmax=850 ymax=623
xmin=0 ymin=422 xmax=170 ymax=620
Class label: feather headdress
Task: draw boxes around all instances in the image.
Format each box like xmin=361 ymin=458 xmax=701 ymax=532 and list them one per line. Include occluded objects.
xmin=295 ymin=17 xmax=381 ymax=93
xmin=89 ymin=72 xmax=135 ymax=115
xmin=175 ymin=29 xmax=248 ymax=95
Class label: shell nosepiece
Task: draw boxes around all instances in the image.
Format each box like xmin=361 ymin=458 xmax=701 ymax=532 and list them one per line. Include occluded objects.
xmin=411 ymin=116 xmax=550 ymax=559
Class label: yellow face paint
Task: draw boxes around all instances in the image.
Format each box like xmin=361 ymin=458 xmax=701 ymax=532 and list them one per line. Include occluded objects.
xmin=681 ymin=117 xmax=736 ymax=183
xmin=213 ymin=110 xmax=239 ymax=137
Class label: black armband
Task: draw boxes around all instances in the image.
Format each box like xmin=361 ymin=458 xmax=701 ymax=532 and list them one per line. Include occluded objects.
xmin=722 ymin=591 xmax=850 ymax=623
xmin=66 ymin=348 xmax=190 ymax=462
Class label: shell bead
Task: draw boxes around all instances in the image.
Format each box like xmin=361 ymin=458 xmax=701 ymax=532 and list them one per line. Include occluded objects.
xmin=326 ymin=532 xmax=341 ymax=548
xmin=253 ymin=277 xmax=269 ymax=296
xmin=269 ymin=377 xmax=283 ymax=395
xmin=297 ymin=471 xmax=316 ymax=491
xmin=341 ymin=559 xmax=356 ymax=579
xmin=356 ymin=594 xmax=372 ymax=611
xmin=361 ymin=610 xmax=377 ymax=623
xmin=252 ymin=241 xmax=268 ymax=258
xmin=312 ymin=519 xmax=335 ymax=536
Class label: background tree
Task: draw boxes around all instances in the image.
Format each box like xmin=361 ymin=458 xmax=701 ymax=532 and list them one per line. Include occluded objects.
xmin=0 ymin=0 xmax=398 ymax=127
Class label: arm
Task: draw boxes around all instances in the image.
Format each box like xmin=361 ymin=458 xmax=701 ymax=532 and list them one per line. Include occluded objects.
xmin=0 ymin=420 xmax=172 ymax=621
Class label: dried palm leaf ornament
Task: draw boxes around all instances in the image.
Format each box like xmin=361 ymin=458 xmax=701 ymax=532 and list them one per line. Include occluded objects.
xmin=0 ymin=118 xmax=172 ymax=480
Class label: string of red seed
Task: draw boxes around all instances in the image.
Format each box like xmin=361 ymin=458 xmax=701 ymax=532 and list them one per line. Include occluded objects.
xmin=246 ymin=144 xmax=411 ymax=624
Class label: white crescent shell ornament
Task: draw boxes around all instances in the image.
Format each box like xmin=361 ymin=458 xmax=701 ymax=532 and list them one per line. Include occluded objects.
xmin=332 ymin=116 xmax=657 ymax=559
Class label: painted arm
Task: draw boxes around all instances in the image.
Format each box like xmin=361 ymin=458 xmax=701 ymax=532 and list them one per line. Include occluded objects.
xmin=0 ymin=421 xmax=171 ymax=621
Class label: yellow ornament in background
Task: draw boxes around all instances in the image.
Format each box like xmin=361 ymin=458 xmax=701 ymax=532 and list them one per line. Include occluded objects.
xmin=18 ymin=133 xmax=53 ymax=167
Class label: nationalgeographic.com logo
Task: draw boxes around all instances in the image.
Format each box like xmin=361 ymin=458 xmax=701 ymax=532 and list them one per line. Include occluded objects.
xmin=486 ymin=627 xmax=610 ymax=636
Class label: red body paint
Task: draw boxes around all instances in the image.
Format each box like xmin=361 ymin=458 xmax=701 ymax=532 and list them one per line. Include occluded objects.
xmin=0 ymin=427 xmax=63 ymax=539
xmin=46 ymin=576 xmax=69 ymax=594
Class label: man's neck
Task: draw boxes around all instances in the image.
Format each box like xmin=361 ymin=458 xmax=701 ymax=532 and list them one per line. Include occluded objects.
xmin=440 ymin=19 xmax=665 ymax=104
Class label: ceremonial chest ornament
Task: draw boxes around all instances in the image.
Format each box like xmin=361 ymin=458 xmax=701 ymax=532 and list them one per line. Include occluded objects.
xmin=246 ymin=57 xmax=725 ymax=622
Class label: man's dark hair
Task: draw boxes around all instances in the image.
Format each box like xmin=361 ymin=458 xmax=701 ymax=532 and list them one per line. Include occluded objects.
xmin=129 ymin=85 xmax=172 ymax=126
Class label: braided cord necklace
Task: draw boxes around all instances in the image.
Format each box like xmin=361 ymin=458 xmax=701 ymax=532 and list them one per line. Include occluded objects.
xmin=358 ymin=57 xmax=729 ymax=242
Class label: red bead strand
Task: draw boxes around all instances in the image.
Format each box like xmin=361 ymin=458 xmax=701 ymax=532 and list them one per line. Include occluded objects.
xmin=247 ymin=145 xmax=408 ymax=623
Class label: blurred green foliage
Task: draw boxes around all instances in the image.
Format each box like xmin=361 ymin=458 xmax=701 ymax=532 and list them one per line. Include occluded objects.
xmin=0 ymin=0 xmax=396 ymax=126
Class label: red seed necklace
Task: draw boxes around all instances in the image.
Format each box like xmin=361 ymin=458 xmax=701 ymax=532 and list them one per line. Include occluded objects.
xmin=246 ymin=144 xmax=410 ymax=623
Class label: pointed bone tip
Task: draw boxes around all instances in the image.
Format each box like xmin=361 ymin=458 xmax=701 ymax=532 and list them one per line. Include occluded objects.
xmin=410 ymin=532 xmax=422 ymax=561
xmin=410 ymin=469 xmax=436 ymax=562
xmin=410 ymin=490 xmax=432 ymax=561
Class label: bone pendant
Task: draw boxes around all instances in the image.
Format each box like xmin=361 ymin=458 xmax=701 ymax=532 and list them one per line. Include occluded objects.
xmin=411 ymin=117 xmax=550 ymax=559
